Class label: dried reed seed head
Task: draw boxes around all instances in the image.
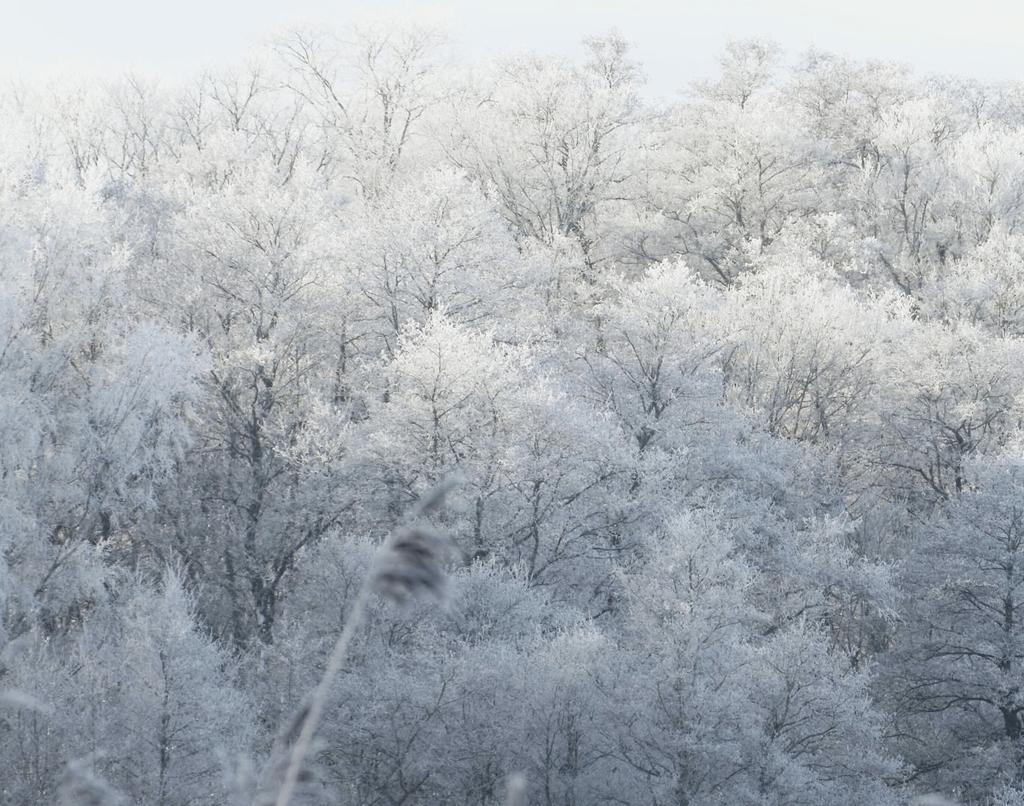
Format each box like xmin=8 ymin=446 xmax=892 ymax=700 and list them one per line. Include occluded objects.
xmin=263 ymin=744 xmax=324 ymax=804
xmin=58 ymin=762 xmax=125 ymax=806
xmin=505 ymin=772 xmax=528 ymax=806
xmin=372 ymin=524 xmax=448 ymax=604
xmin=370 ymin=479 xmax=460 ymax=604
xmin=58 ymin=783 xmax=117 ymax=806
xmin=410 ymin=476 xmax=461 ymax=518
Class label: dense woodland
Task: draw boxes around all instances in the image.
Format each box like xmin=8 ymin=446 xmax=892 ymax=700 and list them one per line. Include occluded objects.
xmin=3 ymin=23 xmax=1024 ymax=805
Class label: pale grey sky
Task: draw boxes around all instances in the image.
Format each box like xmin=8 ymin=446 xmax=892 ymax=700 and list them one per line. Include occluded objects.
xmin=2 ymin=0 xmax=1021 ymax=96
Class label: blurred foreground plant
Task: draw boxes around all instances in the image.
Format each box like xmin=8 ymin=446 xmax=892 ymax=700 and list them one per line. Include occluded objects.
xmin=272 ymin=479 xmax=458 ymax=806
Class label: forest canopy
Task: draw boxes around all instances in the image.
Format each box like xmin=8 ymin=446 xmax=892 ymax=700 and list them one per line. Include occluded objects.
xmin=2 ymin=22 xmax=1024 ymax=806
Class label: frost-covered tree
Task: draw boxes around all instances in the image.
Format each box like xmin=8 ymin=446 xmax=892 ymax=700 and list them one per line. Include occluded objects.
xmin=445 ymin=33 xmax=643 ymax=271
xmin=1 ymin=571 xmax=251 ymax=806
xmin=609 ymin=511 xmax=903 ymax=805
xmin=334 ymin=167 xmax=538 ymax=358
xmin=0 ymin=176 xmax=205 ymax=642
xmin=4 ymin=25 xmax=1024 ymax=806
xmin=892 ymin=456 xmax=1024 ymax=800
